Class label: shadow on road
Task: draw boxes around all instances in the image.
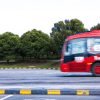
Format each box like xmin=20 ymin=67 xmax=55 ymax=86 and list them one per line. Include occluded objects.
xmin=57 ymin=74 xmax=94 ymax=77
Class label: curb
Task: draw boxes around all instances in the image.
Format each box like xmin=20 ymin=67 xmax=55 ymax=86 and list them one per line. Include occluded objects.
xmin=0 ymin=68 xmax=60 ymax=70
xmin=0 ymin=89 xmax=100 ymax=95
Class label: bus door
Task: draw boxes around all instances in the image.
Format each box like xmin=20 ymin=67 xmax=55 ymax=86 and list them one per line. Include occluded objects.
xmin=69 ymin=38 xmax=87 ymax=72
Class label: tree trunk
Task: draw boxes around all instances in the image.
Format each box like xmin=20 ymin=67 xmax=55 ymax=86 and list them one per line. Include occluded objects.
xmin=34 ymin=55 xmax=37 ymax=59
xmin=30 ymin=56 xmax=31 ymax=61
xmin=47 ymin=53 xmax=48 ymax=59
xmin=38 ymin=55 xmax=40 ymax=60
xmin=57 ymin=53 xmax=59 ymax=58
xmin=42 ymin=55 xmax=44 ymax=59
xmin=7 ymin=59 xmax=9 ymax=63
xmin=23 ymin=56 xmax=24 ymax=61
xmin=15 ymin=57 xmax=17 ymax=62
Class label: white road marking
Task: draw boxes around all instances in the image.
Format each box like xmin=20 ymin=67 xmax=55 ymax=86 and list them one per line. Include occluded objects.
xmin=46 ymin=99 xmax=56 ymax=100
xmin=24 ymin=99 xmax=33 ymax=100
xmin=0 ymin=95 xmax=13 ymax=100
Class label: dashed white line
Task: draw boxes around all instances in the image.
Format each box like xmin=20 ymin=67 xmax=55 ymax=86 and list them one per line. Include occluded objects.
xmin=46 ymin=99 xmax=56 ymax=100
xmin=24 ymin=99 xmax=33 ymax=100
xmin=0 ymin=95 xmax=13 ymax=100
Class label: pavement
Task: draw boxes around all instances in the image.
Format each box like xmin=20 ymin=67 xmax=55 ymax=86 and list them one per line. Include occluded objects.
xmin=0 ymin=69 xmax=100 ymax=96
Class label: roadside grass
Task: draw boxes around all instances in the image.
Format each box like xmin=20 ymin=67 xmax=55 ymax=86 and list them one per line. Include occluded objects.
xmin=0 ymin=61 xmax=60 ymax=69
xmin=31 ymin=61 xmax=60 ymax=69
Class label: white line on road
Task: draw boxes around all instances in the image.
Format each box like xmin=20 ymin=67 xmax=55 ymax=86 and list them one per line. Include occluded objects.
xmin=0 ymin=95 xmax=13 ymax=100
xmin=46 ymin=99 xmax=56 ymax=100
xmin=24 ymin=99 xmax=33 ymax=100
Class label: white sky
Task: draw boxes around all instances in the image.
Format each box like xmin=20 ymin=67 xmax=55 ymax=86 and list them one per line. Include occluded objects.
xmin=0 ymin=0 xmax=100 ymax=37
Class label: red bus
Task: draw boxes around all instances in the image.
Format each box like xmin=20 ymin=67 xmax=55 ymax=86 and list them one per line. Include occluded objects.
xmin=60 ymin=30 xmax=100 ymax=76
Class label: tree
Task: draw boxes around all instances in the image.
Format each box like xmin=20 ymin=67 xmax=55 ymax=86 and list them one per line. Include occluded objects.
xmin=70 ymin=18 xmax=88 ymax=33
xmin=90 ymin=23 xmax=100 ymax=30
xmin=50 ymin=18 xmax=88 ymax=58
xmin=31 ymin=29 xmax=50 ymax=60
xmin=19 ymin=29 xmax=50 ymax=60
xmin=0 ymin=35 xmax=5 ymax=59
xmin=2 ymin=32 xmax=20 ymax=63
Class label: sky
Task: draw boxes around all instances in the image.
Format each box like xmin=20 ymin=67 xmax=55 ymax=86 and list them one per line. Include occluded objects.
xmin=0 ymin=0 xmax=100 ymax=37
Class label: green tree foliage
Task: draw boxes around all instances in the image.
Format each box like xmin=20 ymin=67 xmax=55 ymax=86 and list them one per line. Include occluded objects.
xmin=50 ymin=18 xmax=88 ymax=57
xmin=70 ymin=19 xmax=88 ymax=33
xmin=1 ymin=32 xmax=20 ymax=62
xmin=0 ymin=18 xmax=91 ymax=61
xmin=0 ymin=34 xmax=4 ymax=59
xmin=20 ymin=29 xmax=50 ymax=60
xmin=19 ymin=31 xmax=31 ymax=60
xmin=90 ymin=23 xmax=100 ymax=30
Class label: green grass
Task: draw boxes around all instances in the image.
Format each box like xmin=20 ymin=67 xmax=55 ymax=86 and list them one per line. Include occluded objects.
xmin=0 ymin=61 xmax=60 ymax=69
xmin=32 ymin=62 xmax=60 ymax=69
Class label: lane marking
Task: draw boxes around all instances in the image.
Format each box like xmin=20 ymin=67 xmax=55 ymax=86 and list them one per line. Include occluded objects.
xmin=46 ymin=99 xmax=56 ymax=100
xmin=0 ymin=95 xmax=13 ymax=100
xmin=24 ymin=99 xmax=33 ymax=100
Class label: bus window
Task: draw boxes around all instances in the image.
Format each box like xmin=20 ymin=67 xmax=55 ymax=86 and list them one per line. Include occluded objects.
xmin=87 ymin=37 xmax=100 ymax=53
xmin=72 ymin=40 xmax=85 ymax=54
xmin=64 ymin=42 xmax=71 ymax=56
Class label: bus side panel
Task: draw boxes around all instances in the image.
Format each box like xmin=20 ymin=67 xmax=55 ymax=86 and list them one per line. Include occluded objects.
xmin=60 ymin=55 xmax=98 ymax=72
xmin=68 ymin=61 xmax=87 ymax=72
xmin=83 ymin=56 xmax=94 ymax=72
xmin=84 ymin=55 xmax=100 ymax=72
xmin=68 ymin=56 xmax=96 ymax=72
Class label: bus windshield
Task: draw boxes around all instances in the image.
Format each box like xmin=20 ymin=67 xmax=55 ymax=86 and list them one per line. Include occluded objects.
xmin=72 ymin=40 xmax=85 ymax=54
xmin=64 ymin=38 xmax=86 ymax=56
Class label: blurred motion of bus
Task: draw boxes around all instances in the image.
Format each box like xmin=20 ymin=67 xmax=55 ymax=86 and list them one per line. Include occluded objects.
xmin=60 ymin=30 xmax=100 ymax=76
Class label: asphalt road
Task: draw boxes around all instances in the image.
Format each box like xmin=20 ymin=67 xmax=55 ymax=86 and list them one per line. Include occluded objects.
xmin=0 ymin=95 xmax=100 ymax=100
xmin=0 ymin=69 xmax=100 ymax=99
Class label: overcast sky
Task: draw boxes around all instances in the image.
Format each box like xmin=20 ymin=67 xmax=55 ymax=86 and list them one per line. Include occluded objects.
xmin=0 ymin=0 xmax=100 ymax=37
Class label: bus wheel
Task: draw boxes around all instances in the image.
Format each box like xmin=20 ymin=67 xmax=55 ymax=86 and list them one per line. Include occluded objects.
xmin=91 ymin=63 xmax=100 ymax=77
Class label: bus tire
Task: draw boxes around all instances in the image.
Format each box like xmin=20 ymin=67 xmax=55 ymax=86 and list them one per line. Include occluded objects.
xmin=91 ymin=63 xmax=100 ymax=77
